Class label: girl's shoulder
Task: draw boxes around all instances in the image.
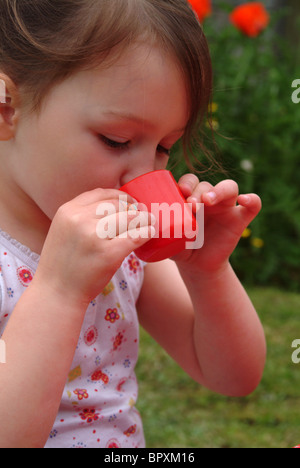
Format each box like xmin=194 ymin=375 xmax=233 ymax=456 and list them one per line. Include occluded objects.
xmin=0 ymin=229 xmax=40 ymax=270
xmin=0 ymin=229 xmax=39 ymax=331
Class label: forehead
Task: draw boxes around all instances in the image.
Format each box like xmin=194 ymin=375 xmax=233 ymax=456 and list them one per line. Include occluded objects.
xmin=68 ymin=44 xmax=190 ymax=131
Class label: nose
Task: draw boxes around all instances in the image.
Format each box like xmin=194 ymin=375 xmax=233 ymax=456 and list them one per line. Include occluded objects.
xmin=120 ymin=167 xmax=154 ymax=187
xmin=119 ymin=151 xmax=165 ymax=187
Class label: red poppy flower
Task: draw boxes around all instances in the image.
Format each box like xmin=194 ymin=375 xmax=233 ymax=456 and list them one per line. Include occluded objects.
xmin=188 ymin=0 xmax=212 ymax=23
xmin=230 ymin=2 xmax=270 ymax=38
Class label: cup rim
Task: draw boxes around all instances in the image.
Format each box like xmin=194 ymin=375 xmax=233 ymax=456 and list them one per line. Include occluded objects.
xmin=120 ymin=169 xmax=170 ymax=190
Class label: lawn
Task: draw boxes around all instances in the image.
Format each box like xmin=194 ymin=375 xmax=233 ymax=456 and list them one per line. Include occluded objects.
xmin=136 ymin=287 xmax=300 ymax=448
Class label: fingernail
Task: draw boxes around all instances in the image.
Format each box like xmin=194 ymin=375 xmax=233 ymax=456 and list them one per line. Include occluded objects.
xmin=187 ymin=197 xmax=198 ymax=204
xmin=129 ymin=203 xmax=139 ymax=211
xmin=240 ymin=195 xmax=251 ymax=205
xmin=206 ymin=192 xmax=217 ymax=203
xmin=119 ymin=200 xmax=130 ymax=212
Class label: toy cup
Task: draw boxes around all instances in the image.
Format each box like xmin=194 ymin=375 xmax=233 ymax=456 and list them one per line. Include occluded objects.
xmin=120 ymin=170 xmax=199 ymax=263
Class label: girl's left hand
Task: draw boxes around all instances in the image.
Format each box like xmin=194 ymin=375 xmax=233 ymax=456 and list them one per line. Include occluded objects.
xmin=173 ymin=174 xmax=262 ymax=273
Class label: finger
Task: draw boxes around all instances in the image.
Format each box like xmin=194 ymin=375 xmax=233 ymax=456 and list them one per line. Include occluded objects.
xmin=104 ymin=224 xmax=156 ymax=268
xmin=186 ymin=181 xmax=214 ymax=204
xmin=228 ymin=194 xmax=262 ymax=237
xmin=95 ymin=198 xmax=138 ymax=219
xmin=238 ymin=194 xmax=262 ymax=219
xmin=72 ymin=188 xmax=137 ymax=207
xmin=118 ymin=190 xmax=139 ymax=206
xmin=125 ymin=211 xmax=156 ymax=236
xmin=202 ymin=180 xmax=239 ymax=207
xmin=118 ymin=225 xmax=156 ymax=241
xmin=178 ymin=174 xmax=200 ymax=198
xmin=96 ymin=210 xmax=155 ymax=239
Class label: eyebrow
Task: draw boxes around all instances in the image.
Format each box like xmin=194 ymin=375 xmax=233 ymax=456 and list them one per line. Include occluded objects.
xmin=102 ymin=110 xmax=186 ymax=133
xmin=103 ymin=111 xmax=151 ymax=127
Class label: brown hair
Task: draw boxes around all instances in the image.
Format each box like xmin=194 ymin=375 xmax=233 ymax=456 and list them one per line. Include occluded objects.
xmin=0 ymin=0 xmax=215 ymax=171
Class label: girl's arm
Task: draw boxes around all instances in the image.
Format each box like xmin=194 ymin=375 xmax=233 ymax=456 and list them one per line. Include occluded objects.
xmin=0 ymin=280 xmax=87 ymax=448
xmin=138 ymin=259 xmax=266 ymax=397
xmin=137 ymin=177 xmax=266 ymax=397
xmin=0 ymin=188 xmax=154 ymax=448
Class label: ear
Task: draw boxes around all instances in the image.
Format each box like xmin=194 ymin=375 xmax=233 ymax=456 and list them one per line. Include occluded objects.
xmin=0 ymin=73 xmax=21 ymax=141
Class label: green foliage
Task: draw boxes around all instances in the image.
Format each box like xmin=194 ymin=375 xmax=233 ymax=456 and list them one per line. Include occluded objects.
xmin=170 ymin=3 xmax=300 ymax=291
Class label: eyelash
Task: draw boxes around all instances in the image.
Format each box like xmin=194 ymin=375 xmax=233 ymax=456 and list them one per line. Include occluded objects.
xmin=99 ymin=135 xmax=171 ymax=156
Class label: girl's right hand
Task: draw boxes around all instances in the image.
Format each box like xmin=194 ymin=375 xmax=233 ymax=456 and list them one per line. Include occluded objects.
xmin=34 ymin=188 xmax=155 ymax=306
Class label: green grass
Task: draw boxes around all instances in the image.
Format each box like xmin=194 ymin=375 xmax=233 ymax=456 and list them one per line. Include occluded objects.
xmin=136 ymin=287 xmax=300 ymax=448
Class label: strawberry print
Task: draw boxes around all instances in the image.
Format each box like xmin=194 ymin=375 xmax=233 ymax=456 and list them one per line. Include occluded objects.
xmin=112 ymin=332 xmax=124 ymax=351
xmin=17 ymin=266 xmax=34 ymax=287
xmin=91 ymin=369 xmax=109 ymax=384
xmin=106 ymin=438 xmax=121 ymax=448
xmin=84 ymin=326 xmax=98 ymax=346
xmin=124 ymin=424 xmax=137 ymax=437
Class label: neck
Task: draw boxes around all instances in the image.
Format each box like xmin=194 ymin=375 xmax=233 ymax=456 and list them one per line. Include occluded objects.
xmin=0 ymin=169 xmax=51 ymax=255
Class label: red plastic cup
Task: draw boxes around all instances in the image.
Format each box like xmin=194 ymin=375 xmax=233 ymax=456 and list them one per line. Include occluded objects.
xmin=120 ymin=170 xmax=199 ymax=263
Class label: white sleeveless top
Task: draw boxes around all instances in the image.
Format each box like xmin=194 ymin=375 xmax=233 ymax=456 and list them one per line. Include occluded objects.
xmin=0 ymin=229 xmax=146 ymax=448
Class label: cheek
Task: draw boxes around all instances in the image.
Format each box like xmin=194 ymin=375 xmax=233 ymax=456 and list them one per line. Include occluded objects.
xmin=15 ymin=116 xmax=122 ymax=216
xmin=64 ymin=137 xmax=122 ymax=189
xmin=41 ymin=139 xmax=122 ymax=210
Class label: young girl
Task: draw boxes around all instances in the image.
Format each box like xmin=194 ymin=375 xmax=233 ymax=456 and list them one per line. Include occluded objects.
xmin=0 ymin=0 xmax=266 ymax=448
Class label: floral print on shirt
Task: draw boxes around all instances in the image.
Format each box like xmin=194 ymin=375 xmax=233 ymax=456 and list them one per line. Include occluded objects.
xmin=0 ymin=229 xmax=146 ymax=448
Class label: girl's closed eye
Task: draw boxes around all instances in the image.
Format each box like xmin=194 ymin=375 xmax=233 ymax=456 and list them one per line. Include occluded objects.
xmin=99 ymin=135 xmax=130 ymax=150
xmin=100 ymin=135 xmax=171 ymax=157
xmin=157 ymin=145 xmax=171 ymax=157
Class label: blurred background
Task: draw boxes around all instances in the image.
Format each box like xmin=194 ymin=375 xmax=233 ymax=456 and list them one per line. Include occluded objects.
xmin=172 ymin=0 xmax=300 ymax=292
xmin=137 ymin=0 xmax=300 ymax=448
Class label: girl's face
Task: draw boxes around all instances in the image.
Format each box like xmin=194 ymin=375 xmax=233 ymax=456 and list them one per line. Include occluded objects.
xmin=11 ymin=44 xmax=189 ymax=220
